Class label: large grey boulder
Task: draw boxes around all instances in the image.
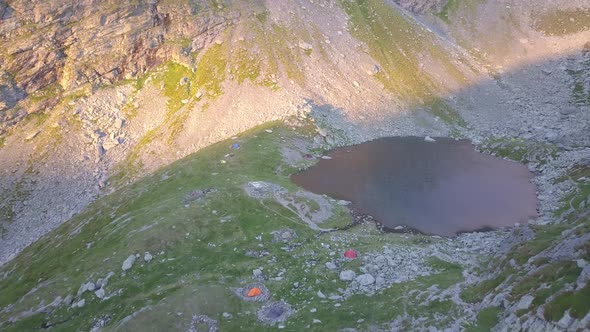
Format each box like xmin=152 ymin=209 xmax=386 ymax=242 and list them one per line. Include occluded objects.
xmin=339 ymin=270 xmax=356 ymax=281
xmin=122 ymin=255 xmax=136 ymax=271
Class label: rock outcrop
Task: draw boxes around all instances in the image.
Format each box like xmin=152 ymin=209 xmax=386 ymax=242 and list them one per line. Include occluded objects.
xmin=0 ymin=0 xmax=233 ymax=97
xmin=393 ymin=0 xmax=449 ymax=14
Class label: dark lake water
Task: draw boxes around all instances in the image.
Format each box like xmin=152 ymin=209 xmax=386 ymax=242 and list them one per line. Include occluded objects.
xmin=291 ymin=137 xmax=538 ymax=236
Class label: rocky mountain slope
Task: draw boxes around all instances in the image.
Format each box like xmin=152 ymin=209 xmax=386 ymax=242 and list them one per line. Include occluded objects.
xmin=0 ymin=0 xmax=589 ymax=330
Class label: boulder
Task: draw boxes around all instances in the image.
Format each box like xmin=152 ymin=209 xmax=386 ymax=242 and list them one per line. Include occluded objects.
xmin=355 ymin=274 xmax=375 ymax=286
xmin=339 ymin=270 xmax=356 ymax=281
xmin=516 ymin=295 xmax=534 ymax=310
xmin=122 ymin=254 xmax=136 ymax=271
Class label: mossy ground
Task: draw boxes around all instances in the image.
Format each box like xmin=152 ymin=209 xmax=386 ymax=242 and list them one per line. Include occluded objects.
xmin=480 ymin=137 xmax=557 ymax=166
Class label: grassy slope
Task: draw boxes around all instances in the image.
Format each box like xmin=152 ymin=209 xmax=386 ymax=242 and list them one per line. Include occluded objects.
xmin=340 ymin=0 xmax=470 ymax=128
xmin=0 ymin=121 xmax=465 ymax=331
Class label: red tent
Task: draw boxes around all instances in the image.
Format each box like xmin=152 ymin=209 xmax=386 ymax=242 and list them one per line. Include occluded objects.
xmin=344 ymin=249 xmax=358 ymax=259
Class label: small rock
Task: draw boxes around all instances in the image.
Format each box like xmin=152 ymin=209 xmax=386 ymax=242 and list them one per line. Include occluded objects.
xmin=424 ymin=136 xmax=436 ymax=143
xmin=25 ymin=130 xmax=41 ymax=141
xmin=376 ymin=276 xmax=385 ymax=285
xmin=114 ymin=118 xmax=124 ymax=129
xmin=374 ymin=255 xmax=387 ymax=266
xmin=516 ymin=295 xmax=534 ymax=310
xmin=298 ymin=41 xmax=313 ymax=51
xmin=122 ymin=255 xmax=136 ymax=271
xmin=310 ymin=308 xmax=317 ymax=313
xmin=253 ymin=269 xmax=263 ymax=278
xmin=313 ymin=319 xmax=322 ymax=324
xmin=545 ymin=131 xmax=559 ymax=142
xmin=325 ymin=262 xmax=337 ymax=270
xmin=557 ymin=312 xmax=575 ymax=329
xmin=144 ymin=252 xmax=153 ymax=263
xmin=95 ymin=288 xmax=105 ymax=299
xmin=95 ymin=278 xmax=107 ymax=289
xmin=222 ymin=312 xmax=232 ymax=319
xmin=72 ymin=299 xmax=85 ymax=308
xmin=317 ymin=290 xmax=326 ymax=299
xmin=340 ymin=270 xmax=356 ymax=281
xmin=329 ymin=294 xmax=342 ymax=301
xmin=355 ymin=274 xmax=375 ymax=286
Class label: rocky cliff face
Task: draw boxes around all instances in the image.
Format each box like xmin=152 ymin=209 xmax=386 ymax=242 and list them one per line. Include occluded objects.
xmin=0 ymin=0 xmax=233 ymax=129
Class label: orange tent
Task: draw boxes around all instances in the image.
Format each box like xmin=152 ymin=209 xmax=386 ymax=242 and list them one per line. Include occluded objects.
xmin=247 ymin=287 xmax=262 ymax=297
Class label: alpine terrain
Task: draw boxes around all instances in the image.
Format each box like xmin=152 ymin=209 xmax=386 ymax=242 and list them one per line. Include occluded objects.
xmin=0 ymin=0 xmax=589 ymax=331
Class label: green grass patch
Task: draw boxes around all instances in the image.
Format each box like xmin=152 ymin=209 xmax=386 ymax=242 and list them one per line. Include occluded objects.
xmin=555 ymin=164 xmax=590 ymax=217
xmin=511 ymin=261 xmax=581 ymax=301
xmin=437 ymin=0 xmax=484 ymax=24
xmin=154 ymin=62 xmax=194 ymax=115
xmin=533 ymin=8 xmax=590 ymax=36
xmin=194 ymin=43 xmax=227 ymax=98
xmin=28 ymin=83 xmax=62 ymax=103
xmin=246 ymin=18 xmax=305 ymax=87
xmin=507 ymin=224 xmax=568 ymax=265
xmin=231 ymin=47 xmax=261 ymax=84
xmin=465 ymin=306 xmax=501 ymax=332
xmin=544 ymin=283 xmax=590 ymax=321
xmin=427 ymin=98 xmax=468 ymax=128
xmin=437 ymin=0 xmax=460 ymax=23
xmin=27 ymin=112 xmax=50 ymax=126
xmin=481 ymin=137 xmax=557 ymax=165
xmin=566 ymin=56 xmax=590 ymax=107
xmin=460 ymin=268 xmax=513 ymax=303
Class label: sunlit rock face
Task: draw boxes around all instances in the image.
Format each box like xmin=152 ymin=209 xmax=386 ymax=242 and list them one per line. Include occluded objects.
xmin=0 ymin=0 xmax=232 ymax=94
